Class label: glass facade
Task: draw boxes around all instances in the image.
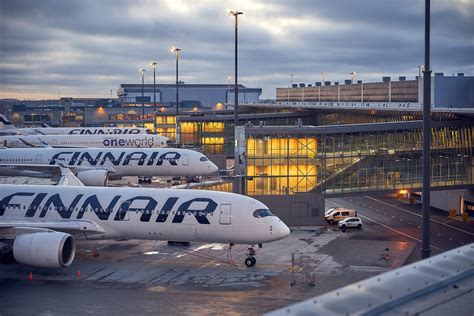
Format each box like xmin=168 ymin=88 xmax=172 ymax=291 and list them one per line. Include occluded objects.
xmin=156 ymin=115 xmax=176 ymax=141
xmin=246 ymin=137 xmax=318 ymax=195
xmin=244 ymin=125 xmax=474 ymax=195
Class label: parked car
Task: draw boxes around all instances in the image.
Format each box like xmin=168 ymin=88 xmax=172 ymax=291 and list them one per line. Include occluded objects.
xmin=171 ymin=176 xmax=182 ymax=186
xmin=338 ymin=217 xmax=363 ymax=229
xmin=325 ymin=208 xmax=357 ymax=224
xmin=325 ymin=207 xmax=340 ymax=217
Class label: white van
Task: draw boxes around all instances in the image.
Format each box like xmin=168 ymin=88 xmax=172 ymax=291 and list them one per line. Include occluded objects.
xmin=325 ymin=208 xmax=357 ymax=224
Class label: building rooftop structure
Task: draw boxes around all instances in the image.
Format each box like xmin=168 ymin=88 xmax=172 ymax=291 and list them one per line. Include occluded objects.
xmin=272 ymin=74 xmax=473 ymax=110
xmin=117 ymin=83 xmax=262 ymax=108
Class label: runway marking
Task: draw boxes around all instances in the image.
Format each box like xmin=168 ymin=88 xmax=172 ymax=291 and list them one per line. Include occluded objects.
xmin=327 ymin=200 xmax=443 ymax=251
xmin=448 ymin=237 xmax=453 ymax=241
xmin=363 ymin=196 xmax=474 ymax=236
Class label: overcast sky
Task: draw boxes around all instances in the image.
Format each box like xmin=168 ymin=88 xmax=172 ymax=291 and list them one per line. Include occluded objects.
xmin=0 ymin=0 xmax=472 ymax=100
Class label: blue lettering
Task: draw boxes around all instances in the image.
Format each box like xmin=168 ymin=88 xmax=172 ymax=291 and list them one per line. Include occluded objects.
xmin=40 ymin=194 xmax=83 ymax=219
xmin=78 ymin=195 xmax=120 ymax=220
xmin=172 ymin=198 xmax=217 ymax=224
xmin=0 ymin=192 xmax=35 ymax=216
xmin=157 ymin=152 xmax=180 ymax=166
xmin=156 ymin=197 xmax=178 ymax=222
xmin=25 ymin=193 xmax=47 ymax=217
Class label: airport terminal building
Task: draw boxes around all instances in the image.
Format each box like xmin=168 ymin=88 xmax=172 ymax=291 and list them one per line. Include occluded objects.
xmin=117 ymin=83 xmax=262 ymax=108
xmin=276 ymin=73 xmax=473 ymax=109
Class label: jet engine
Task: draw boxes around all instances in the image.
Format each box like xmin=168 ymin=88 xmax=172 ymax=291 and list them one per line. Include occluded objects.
xmin=76 ymin=169 xmax=109 ymax=186
xmin=13 ymin=232 xmax=75 ymax=268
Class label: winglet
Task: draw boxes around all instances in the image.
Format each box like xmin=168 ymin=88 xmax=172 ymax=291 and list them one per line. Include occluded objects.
xmin=0 ymin=115 xmax=14 ymax=130
xmin=56 ymin=164 xmax=84 ymax=186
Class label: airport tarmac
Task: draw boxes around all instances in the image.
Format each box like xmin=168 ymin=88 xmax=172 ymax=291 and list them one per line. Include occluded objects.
xmin=0 ymin=219 xmax=416 ymax=315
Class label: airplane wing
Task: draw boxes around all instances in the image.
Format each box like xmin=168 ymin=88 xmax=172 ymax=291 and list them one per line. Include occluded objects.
xmin=0 ymin=164 xmax=85 ymax=186
xmin=0 ymin=220 xmax=106 ymax=234
xmin=17 ymin=137 xmax=49 ymax=148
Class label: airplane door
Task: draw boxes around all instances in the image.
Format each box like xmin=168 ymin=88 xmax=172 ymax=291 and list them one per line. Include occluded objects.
xmin=117 ymin=201 xmax=130 ymax=221
xmin=182 ymin=154 xmax=189 ymax=166
xmin=219 ymin=203 xmax=231 ymax=225
xmin=35 ymin=155 xmax=42 ymax=164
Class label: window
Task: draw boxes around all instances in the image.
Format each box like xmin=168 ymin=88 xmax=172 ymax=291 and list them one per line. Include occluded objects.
xmin=253 ymin=209 xmax=275 ymax=218
xmin=342 ymin=212 xmax=349 ymax=216
xmin=200 ymin=157 xmax=208 ymax=162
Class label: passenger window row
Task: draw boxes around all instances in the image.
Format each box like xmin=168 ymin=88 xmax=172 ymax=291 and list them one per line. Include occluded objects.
xmin=2 ymin=205 xmax=213 ymax=216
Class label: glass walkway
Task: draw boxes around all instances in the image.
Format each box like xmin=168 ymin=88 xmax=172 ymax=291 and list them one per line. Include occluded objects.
xmin=241 ymin=120 xmax=473 ymax=196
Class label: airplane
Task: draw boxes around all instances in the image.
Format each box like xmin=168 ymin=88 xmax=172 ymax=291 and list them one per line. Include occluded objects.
xmin=0 ymin=114 xmax=149 ymax=136
xmin=0 ymin=168 xmax=290 ymax=268
xmin=0 ymin=133 xmax=168 ymax=148
xmin=0 ymin=147 xmax=218 ymax=185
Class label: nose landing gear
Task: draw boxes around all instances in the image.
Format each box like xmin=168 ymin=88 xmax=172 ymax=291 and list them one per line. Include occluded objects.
xmin=244 ymin=246 xmax=257 ymax=267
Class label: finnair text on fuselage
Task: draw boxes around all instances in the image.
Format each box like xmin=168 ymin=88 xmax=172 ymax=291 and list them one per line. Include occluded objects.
xmin=50 ymin=151 xmax=181 ymax=166
xmin=68 ymin=128 xmax=143 ymax=135
xmin=0 ymin=191 xmax=216 ymax=224
xmin=0 ymin=148 xmax=218 ymax=179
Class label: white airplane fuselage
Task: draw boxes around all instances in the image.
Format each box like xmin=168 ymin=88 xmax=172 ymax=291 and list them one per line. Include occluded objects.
xmin=0 ymin=185 xmax=290 ymax=244
xmin=0 ymin=115 xmax=149 ymax=136
xmin=0 ymin=148 xmax=218 ymax=178
xmin=0 ymin=134 xmax=168 ymax=148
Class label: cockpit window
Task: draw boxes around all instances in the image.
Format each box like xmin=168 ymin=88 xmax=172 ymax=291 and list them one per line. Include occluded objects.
xmin=200 ymin=157 xmax=208 ymax=162
xmin=253 ymin=209 xmax=275 ymax=218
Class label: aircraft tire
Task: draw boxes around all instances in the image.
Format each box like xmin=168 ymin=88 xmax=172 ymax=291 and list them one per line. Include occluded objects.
xmin=245 ymin=257 xmax=255 ymax=267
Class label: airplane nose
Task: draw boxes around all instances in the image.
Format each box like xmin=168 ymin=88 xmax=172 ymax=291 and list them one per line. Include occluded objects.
xmin=275 ymin=221 xmax=290 ymax=240
xmin=209 ymin=162 xmax=218 ymax=173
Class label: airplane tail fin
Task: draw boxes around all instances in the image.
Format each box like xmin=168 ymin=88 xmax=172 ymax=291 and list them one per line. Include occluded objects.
xmin=0 ymin=114 xmax=15 ymax=130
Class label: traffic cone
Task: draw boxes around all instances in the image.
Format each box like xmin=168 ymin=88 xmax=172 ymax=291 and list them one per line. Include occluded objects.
xmin=28 ymin=272 xmax=33 ymax=281
xmin=76 ymin=270 xmax=81 ymax=278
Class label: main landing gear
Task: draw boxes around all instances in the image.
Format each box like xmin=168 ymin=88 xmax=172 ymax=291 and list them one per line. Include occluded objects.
xmin=244 ymin=246 xmax=257 ymax=267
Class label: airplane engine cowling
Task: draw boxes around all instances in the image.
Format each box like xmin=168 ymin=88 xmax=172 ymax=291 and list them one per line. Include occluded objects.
xmin=13 ymin=232 xmax=75 ymax=268
xmin=76 ymin=169 xmax=108 ymax=186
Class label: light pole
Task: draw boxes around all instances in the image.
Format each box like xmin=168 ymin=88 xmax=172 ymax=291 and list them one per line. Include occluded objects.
xmin=227 ymin=76 xmax=231 ymax=103
xmin=288 ymin=74 xmax=294 ymax=104
xmin=417 ymin=65 xmax=424 ymax=78
xmin=171 ymin=47 xmax=181 ymax=144
xmin=228 ymin=10 xmax=243 ymax=128
xmin=421 ymin=0 xmax=432 ymax=259
xmin=151 ymin=61 xmax=158 ymax=133
xmin=139 ymin=68 xmax=146 ymax=128
xmin=321 ymin=72 xmax=326 ymax=82
xmin=351 ymin=72 xmax=357 ymax=84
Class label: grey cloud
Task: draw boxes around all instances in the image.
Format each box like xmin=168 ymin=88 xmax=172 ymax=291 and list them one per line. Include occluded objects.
xmin=0 ymin=0 xmax=472 ymax=99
